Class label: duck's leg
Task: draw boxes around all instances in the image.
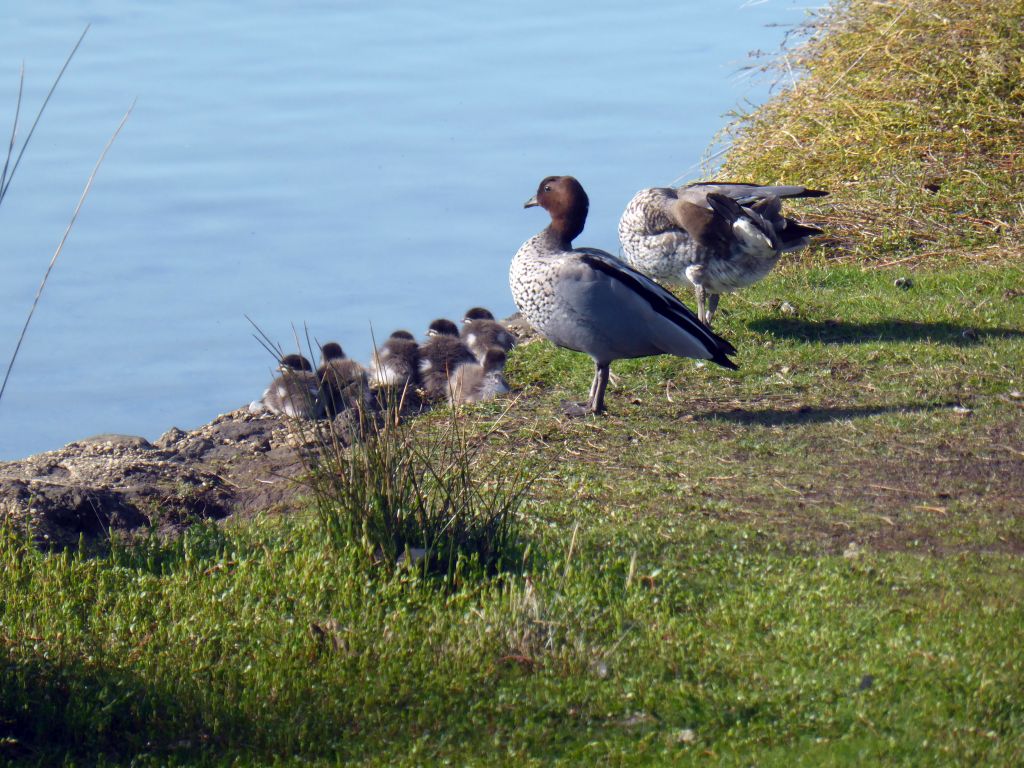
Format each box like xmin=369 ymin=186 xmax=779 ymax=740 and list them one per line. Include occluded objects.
xmin=587 ymin=365 xmax=601 ymax=403
xmin=561 ymin=361 xmax=609 ymax=418
xmin=705 ymin=293 xmax=720 ymax=327
xmin=588 ymin=362 xmax=611 ymax=414
xmin=693 ymin=285 xmax=708 ymax=325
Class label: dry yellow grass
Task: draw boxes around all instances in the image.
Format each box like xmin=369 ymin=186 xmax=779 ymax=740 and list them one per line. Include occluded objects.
xmin=719 ymin=0 xmax=1024 ymax=266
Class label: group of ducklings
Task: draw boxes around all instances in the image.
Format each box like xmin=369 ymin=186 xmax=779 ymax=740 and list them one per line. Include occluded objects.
xmin=251 ymin=176 xmax=827 ymax=421
xmin=249 ymin=307 xmax=517 ymax=420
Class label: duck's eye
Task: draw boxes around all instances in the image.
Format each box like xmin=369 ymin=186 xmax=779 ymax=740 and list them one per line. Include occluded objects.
xmin=543 ymin=185 xmax=552 ymax=192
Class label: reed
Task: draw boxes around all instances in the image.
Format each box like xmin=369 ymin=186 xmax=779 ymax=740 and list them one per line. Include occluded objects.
xmin=302 ymin=403 xmax=530 ymax=584
xmin=0 ymin=28 xmax=134 ymax=407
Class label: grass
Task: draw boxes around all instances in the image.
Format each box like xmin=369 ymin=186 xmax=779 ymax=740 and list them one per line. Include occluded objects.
xmin=2 ymin=262 xmax=1021 ymax=765
xmin=2 ymin=0 xmax=1023 ymax=764
xmin=301 ymin=401 xmax=530 ymax=582
xmin=500 ymin=262 xmax=1024 ymax=556
xmin=1 ymin=510 xmax=1022 ymax=765
xmin=717 ymin=0 xmax=1024 ymax=266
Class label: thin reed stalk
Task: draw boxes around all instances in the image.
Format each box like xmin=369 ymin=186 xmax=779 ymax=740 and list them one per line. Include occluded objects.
xmin=0 ymin=26 xmax=89 ymax=207
xmin=0 ymin=100 xmax=134 ymax=406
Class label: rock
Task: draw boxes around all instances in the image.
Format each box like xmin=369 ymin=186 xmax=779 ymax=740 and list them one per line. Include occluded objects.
xmin=396 ymin=547 xmax=427 ymax=566
xmin=619 ymin=712 xmax=654 ymax=728
xmin=503 ymin=312 xmax=535 ymax=342
xmin=0 ymin=408 xmax=309 ymax=549
xmin=1 ymin=373 xmax=448 ymax=549
xmin=780 ymin=301 xmax=797 ymax=316
xmin=77 ymin=434 xmax=154 ymax=450
xmin=894 ymin=277 xmax=913 ymax=290
xmin=0 ymin=479 xmax=149 ymax=545
xmin=155 ymin=427 xmax=187 ymax=448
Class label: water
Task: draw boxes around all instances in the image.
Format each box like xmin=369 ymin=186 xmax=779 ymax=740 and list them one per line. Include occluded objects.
xmin=0 ymin=0 xmax=811 ymax=460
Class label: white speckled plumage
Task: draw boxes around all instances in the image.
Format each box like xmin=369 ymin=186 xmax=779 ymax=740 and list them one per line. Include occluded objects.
xmin=510 ymin=175 xmax=738 ymax=414
xmin=618 ymin=182 xmax=827 ymax=325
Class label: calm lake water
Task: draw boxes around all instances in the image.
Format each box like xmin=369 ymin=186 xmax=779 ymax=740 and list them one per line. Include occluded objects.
xmin=0 ymin=0 xmax=812 ymax=460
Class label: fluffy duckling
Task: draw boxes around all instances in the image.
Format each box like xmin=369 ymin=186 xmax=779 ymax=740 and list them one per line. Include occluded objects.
xmin=448 ymin=346 xmax=510 ymax=406
xmin=369 ymin=330 xmax=420 ymax=391
xmin=461 ymin=307 xmax=517 ymax=363
xmin=419 ymin=318 xmax=477 ymax=400
xmin=511 ymin=175 xmax=737 ymax=415
xmin=317 ymin=342 xmax=372 ymax=418
xmin=618 ymin=182 xmax=827 ymax=326
xmin=252 ymin=353 xmax=324 ymax=419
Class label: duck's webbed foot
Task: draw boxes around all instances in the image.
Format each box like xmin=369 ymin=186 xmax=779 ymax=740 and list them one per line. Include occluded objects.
xmin=560 ymin=400 xmax=595 ymax=418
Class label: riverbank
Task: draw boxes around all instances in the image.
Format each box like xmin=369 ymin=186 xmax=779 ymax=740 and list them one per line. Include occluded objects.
xmin=2 ymin=0 xmax=1023 ymax=764
xmin=720 ymin=0 xmax=1022 ymax=266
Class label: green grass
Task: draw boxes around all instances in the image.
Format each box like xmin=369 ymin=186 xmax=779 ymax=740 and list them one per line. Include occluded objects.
xmin=2 ymin=263 xmax=1022 ymax=766
xmin=502 ymin=262 xmax=1024 ymax=555
xmin=1 ymin=510 xmax=1022 ymax=765
xmin=4 ymin=0 xmax=1024 ymax=763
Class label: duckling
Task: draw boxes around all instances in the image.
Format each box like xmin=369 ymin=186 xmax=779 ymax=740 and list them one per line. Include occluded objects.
xmin=619 ymin=182 xmax=827 ymax=326
xmin=251 ymin=353 xmax=324 ymax=419
xmin=317 ymin=342 xmax=372 ymax=418
xmin=448 ymin=346 xmax=510 ymax=406
xmin=419 ymin=318 xmax=477 ymax=400
xmin=511 ymin=175 xmax=737 ymax=415
xmin=461 ymin=307 xmax=517 ymax=363
xmin=368 ymin=330 xmax=420 ymax=390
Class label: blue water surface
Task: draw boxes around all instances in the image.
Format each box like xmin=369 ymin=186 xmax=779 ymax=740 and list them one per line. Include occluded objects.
xmin=0 ymin=0 xmax=812 ymax=459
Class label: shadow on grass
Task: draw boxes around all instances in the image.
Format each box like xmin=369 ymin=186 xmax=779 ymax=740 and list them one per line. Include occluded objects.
xmin=0 ymin=641 xmax=597 ymax=766
xmin=748 ymin=319 xmax=1024 ymax=346
xmin=0 ymin=648 xmax=236 ymax=764
xmin=694 ymin=401 xmax=954 ymax=427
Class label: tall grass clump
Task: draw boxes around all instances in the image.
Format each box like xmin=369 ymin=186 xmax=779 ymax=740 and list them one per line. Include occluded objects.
xmin=245 ymin=324 xmax=533 ymax=584
xmin=718 ymin=0 xmax=1024 ymax=266
xmin=297 ymin=394 xmax=531 ymax=584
